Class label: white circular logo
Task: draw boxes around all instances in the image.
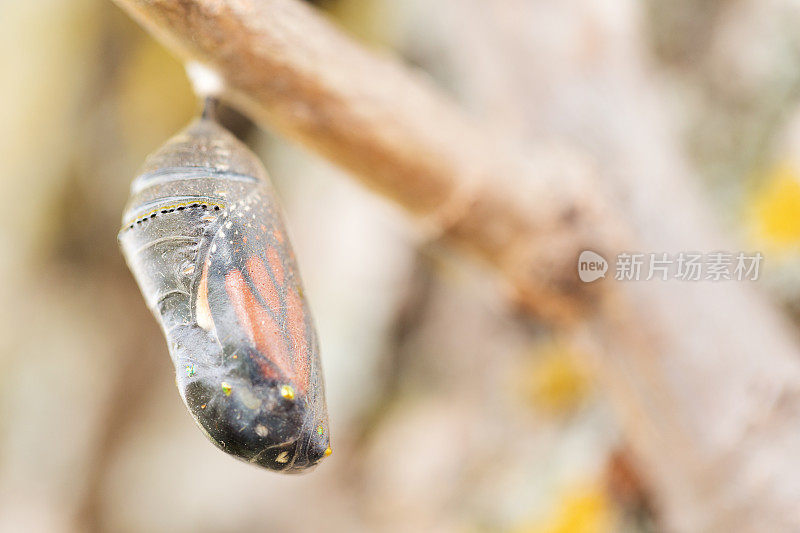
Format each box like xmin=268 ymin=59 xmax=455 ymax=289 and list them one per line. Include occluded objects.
xmin=578 ymin=250 xmax=608 ymax=282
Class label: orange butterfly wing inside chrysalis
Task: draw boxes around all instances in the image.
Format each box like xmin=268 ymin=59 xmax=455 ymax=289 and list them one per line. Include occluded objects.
xmin=223 ymin=250 xmax=310 ymax=393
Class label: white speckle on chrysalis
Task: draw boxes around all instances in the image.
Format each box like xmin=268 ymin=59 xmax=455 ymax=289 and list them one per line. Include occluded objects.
xmin=276 ymin=451 xmax=289 ymax=463
xmin=255 ymin=425 xmax=269 ymax=437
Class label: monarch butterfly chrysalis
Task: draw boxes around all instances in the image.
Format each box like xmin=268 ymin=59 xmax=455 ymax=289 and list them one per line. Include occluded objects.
xmin=118 ymin=101 xmax=331 ymax=472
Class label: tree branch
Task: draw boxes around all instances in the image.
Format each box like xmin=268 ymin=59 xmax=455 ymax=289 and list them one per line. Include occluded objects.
xmin=112 ymin=0 xmax=624 ymax=325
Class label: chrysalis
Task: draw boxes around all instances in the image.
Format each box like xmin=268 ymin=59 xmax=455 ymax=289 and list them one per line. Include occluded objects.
xmin=118 ymin=101 xmax=331 ymax=472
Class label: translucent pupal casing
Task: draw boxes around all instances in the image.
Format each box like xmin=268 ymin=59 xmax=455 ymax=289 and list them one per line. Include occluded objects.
xmin=118 ymin=116 xmax=330 ymax=472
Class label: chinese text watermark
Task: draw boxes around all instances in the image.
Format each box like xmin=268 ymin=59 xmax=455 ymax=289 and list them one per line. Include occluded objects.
xmin=578 ymin=251 xmax=763 ymax=282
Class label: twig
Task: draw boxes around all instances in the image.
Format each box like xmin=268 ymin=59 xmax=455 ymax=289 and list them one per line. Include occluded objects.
xmin=111 ymin=0 xmax=623 ymax=325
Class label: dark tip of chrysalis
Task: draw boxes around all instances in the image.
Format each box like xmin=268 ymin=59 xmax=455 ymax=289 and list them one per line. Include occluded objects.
xmin=135 ymin=97 xmax=267 ymax=180
xmin=200 ymin=96 xmax=219 ymax=122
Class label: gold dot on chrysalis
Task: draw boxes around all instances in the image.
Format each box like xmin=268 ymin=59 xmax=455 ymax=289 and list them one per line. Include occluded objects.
xmin=276 ymin=451 xmax=290 ymax=463
xmin=221 ymin=382 xmax=232 ymax=396
xmin=324 ymin=447 xmax=333 ymax=457
xmin=280 ymin=385 xmax=295 ymax=400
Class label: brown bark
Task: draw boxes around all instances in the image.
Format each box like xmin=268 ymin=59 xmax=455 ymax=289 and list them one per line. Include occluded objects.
xmin=111 ymin=0 xmax=625 ymax=325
